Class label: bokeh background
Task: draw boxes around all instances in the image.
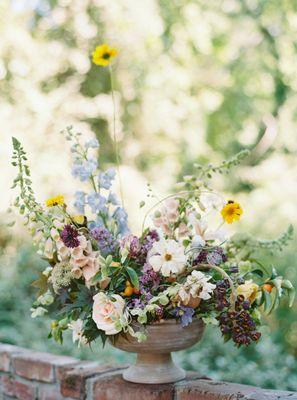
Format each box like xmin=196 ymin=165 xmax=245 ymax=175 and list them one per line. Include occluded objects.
xmin=1 ymin=0 xmax=297 ymax=390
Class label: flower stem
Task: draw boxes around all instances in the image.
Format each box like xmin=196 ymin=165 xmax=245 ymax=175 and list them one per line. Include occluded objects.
xmin=109 ymin=65 xmax=125 ymax=208
xmin=194 ymin=263 xmax=236 ymax=310
xmin=141 ymin=189 xmax=224 ymax=234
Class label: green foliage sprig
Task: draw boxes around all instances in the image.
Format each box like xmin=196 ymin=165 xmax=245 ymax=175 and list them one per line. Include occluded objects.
xmin=229 ymin=225 xmax=294 ymax=255
xmin=11 ymin=137 xmax=38 ymax=214
xmin=257 ymin=224 xmax=294 ymax=252
xmin=11 ymin=137 xmax=49 ymax=227
xmin=195 ymin=149 xmax=250 ymax=180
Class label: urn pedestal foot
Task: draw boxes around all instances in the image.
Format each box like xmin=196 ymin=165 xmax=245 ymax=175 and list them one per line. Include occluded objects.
xmin=123 ymin=352 xmax=186 ymax=384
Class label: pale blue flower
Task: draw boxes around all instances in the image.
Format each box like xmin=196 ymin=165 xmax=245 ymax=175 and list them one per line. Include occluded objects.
xmin=88 ymin=217 xmax=105 ymax=230
xmin=74 ymin=191 xmax=86 ymax=214
xmin=98 ymin=168 xmax=116 ymax=190
xmin=87 ymin=192 xmax=107 ymax=214
xmin=113 ymin=207 xmax=129 ymax=235
xmin=85 ymin=138 xmax=100 ymax=149
xmin=107 ymin=192 xmax=119 ymax=205
xmin=72 ymin=158 xmax=98 ymax=182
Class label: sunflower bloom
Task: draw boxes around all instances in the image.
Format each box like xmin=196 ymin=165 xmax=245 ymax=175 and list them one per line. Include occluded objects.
xmin=46 ymin=195 xmax=65 ymax=208
xmin=92 ymin=44 xmax=118 ymax=67
xmin=221 ymin=200 xmax=243 ymax=224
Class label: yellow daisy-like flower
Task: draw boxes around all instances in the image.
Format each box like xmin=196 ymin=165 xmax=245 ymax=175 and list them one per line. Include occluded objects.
xmin=92 ymin=44 xmax=118 ymax=67
xmin=45 ymin=195 xmax=65 ymax=208
xmin=221 ymin=200 xmax=243 ymax=224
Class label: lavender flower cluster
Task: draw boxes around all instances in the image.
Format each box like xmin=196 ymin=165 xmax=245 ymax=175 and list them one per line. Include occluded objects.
xmin=91 ymin=227 xmax=118 ymax=256
xmin=194 ymin=246 xmax=227 ymax=266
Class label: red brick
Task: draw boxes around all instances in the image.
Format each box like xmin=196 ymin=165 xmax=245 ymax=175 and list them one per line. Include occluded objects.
xmin=14 ymin=379 xmax=36 ymax=400
xmin=12 ymin=352 xmax=77 ymax=383
xmin=175 ymin=379 xmax=258 ymax=400
xmin=56 ymin=360 xmax=97 ymax=381
xmin=1 ymin=374 xmax=15 ymax=397
xmin=60 ymin=363 xmax=120 ymax=399
xmin=38 ymin=384 xmax=63 ymax=400
xmin=92 ymin=372 xmax=174 ymax=400
xmin=0 ymin=344 xmax=27 ymax=372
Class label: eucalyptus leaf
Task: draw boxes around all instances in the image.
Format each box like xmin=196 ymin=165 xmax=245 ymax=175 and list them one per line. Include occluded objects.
xmin=126 ymin=266 xmax=139 ymax=289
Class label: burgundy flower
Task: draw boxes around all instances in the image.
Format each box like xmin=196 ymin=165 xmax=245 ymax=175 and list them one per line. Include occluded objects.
xmin=60 ymin=224 xmax=80 ymax=248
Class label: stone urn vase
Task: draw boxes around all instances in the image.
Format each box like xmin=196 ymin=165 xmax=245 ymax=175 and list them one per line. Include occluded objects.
xmin=110 ymin=318 xmax=205 ymax=384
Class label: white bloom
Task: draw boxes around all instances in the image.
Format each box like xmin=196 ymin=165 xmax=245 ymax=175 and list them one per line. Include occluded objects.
xmin=178 ymin=270 xmax=216 ymax=303
xmin=44 ymin=237 xmax=54 ymax=259
xmin=148 ymin=239 xmax=186 ymax=277
xmin=92 ymin=292 xmax=127 ymax=335
xmin=42 ymin=266 xmax=53 ymax=277
xmin=37 ymin=290 xmax=54 ymax=306
xmin=56 ymin=238 xmax=71 ymax=260
xmin=200 ymin=193 xmax=224 ymax=211
xmin=31 ymin=307 xmax=48 ymax=318
xmin=50 ymin=228 xmax=60 ymax=241
xmin=189 ymin=213 xmax=226 ymax=247
xmin=68 ymin=319 xmax=87 ymax=346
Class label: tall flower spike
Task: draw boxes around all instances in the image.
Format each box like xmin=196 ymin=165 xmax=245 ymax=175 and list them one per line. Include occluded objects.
xmin=92 ymin=44 xmax=118 ymax=67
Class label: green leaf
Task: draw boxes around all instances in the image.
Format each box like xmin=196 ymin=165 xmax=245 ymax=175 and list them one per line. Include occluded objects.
xmin=31 ymin=273 xmax=49 ymax=296
xmin=251 ymin=269 xmax=264 ymax=277
xmin=126 ymin=266 xmax=139 ymax=289
xmin=288 ymin=288 xmax=295 ymax=308
xmin=263 ymin=290 xmax=271 ymax=313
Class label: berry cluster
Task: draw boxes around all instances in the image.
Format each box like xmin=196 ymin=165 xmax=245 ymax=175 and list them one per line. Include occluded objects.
xmin=213 ymin=279 xmax=230 ymax=311
xmin=218 ymin=295 xmax=261 ymax=346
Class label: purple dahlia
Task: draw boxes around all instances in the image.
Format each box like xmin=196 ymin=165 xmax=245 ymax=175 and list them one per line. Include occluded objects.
xmin=60 ymin=224 xmax=80 ymax=248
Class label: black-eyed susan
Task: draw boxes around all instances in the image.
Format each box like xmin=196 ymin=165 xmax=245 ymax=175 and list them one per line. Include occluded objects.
xmin=92 ymin=44 xmax=118 ymax=67
xmin=221 ymin=200 xmax=243 ymax=224
xmin=45 ymin=195 xmax=65 ymax=207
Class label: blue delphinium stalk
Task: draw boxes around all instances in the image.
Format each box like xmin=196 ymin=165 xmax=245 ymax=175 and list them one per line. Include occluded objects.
xmin=63 ymin=127 xmax=130 ymax=236
xmin=85 ymin=138 xmax=100 ymax=149
xmin=87 ymin=192 xmax=108 ymax=214
xmin=113 ymin=207 xmax=129 ymax=235
xmin=72 ymin=157 xmax=98 ymax=182
xmin=74 ymin=191 xmax=86 ymax=214
xmin=98 ymin=168 xmax=116 ymax=190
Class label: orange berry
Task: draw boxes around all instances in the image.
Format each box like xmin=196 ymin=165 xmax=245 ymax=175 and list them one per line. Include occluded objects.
xmin=133 ymin=287 xmax=140 ymax=295
xmin=125 ymin=280 xmax=132 ymax=287
xmin=263 ymin=283 xmax=273 ymax=293
xmin=124 ymin=286 xmax=134 ymax=296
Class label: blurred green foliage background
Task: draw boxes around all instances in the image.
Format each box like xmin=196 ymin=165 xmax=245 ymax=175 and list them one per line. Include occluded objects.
xmin=0 ymin=0 xmax=296 ymax=391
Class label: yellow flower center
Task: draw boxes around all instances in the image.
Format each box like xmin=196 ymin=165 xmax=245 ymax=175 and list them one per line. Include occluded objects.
xmin=165 ymin=253 xmax=172 ymax=261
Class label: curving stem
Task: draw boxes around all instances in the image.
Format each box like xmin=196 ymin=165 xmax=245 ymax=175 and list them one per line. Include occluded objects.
xmin=196 ymin=263 xmax=237 ymax=311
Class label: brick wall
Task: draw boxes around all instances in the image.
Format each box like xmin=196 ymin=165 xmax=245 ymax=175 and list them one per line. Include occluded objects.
xmin=0 ymin=343 xmax=296 ymax=400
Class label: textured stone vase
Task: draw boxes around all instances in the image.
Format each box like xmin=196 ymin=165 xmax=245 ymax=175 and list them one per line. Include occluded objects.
xmin=110 ymin=318 xmax=205 ymax=384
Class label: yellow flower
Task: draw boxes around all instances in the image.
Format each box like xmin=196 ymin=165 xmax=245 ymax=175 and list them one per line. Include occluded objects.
xmin=72 ymin=215 xmax=86 ymax=225
xmin=92 ymin=44 xmax=118 ymax=67
xmin=221 ymin=200 xmax=243 ymax=224
xmin=237 ymin=280 xmax=259 ymax=303
xmin=45 ymin=195 xmax=65 ymax=207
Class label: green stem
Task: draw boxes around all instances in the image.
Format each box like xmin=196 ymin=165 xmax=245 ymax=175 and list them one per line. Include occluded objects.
xmin=198 ymin=263 xmax=236 ymax=310
xmin=109 ymin=65 xmax=125 ymax=207
xmin=141 ymin=189 xmax=224 ymax=234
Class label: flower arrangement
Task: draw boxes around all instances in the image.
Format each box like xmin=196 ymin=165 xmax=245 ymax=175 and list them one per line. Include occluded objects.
xmin=10 ymin=45 xmax=294 ymax=349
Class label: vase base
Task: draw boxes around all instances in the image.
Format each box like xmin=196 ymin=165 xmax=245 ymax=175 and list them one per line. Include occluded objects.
xmin=122 ymin=352 xmax=186 ymax=384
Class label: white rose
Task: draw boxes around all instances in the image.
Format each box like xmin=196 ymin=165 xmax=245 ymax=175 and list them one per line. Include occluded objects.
xmin=92 ymin=292 xmax=127 ymax=335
